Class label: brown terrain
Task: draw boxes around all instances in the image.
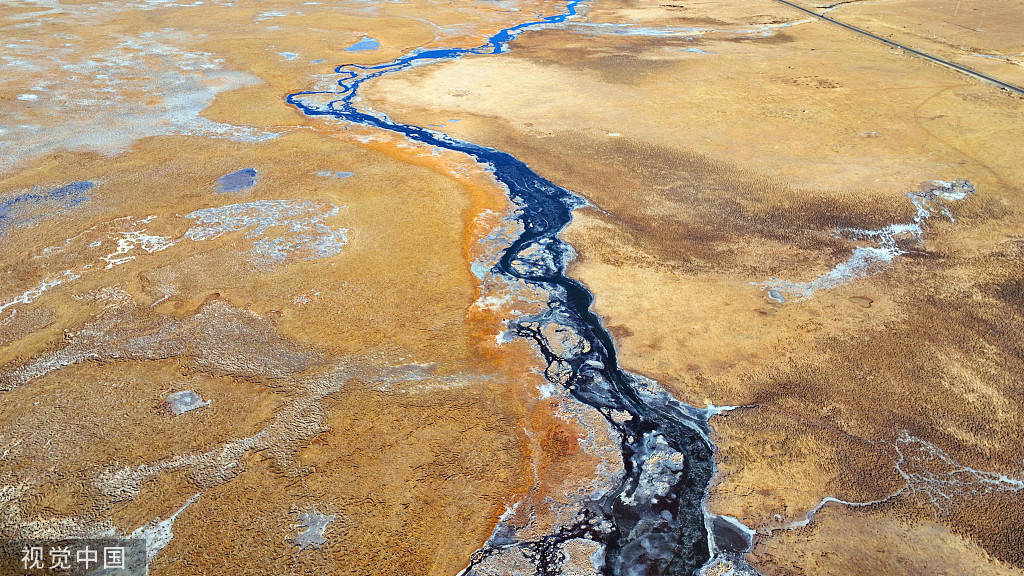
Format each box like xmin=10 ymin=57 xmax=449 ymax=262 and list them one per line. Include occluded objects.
xmin=363 ymin=0 xmax=1024 ymax=573
xmin=1 ymin=0 xmax=609 ymax=574
xmin=2 ymin=0 xmax=1022 ymax=574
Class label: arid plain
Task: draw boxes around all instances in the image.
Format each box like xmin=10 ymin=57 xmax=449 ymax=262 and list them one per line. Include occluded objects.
xmin=365 ymin=0 xmax=1024 ymax=573
xmin=2 ymin=0 xmax=1023 ymax=575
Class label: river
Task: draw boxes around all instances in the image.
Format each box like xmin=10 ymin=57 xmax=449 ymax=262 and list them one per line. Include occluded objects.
xmin=286 ymin=3 xmax=756 ymax=574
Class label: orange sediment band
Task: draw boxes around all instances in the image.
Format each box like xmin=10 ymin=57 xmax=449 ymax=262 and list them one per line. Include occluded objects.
xmin=318 ymin=124 xmax=601 ymax=537
xmin=320 ymin=125 xmax=525 ymax=364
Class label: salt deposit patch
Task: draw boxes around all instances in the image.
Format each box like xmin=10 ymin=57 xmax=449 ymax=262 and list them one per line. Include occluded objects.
xmin=0 ymin=30 xmax=277 ymax=171
xmin=184 ymin=199 xmax=349 ymax=265
xmin=293 ymin=509 xmax=335 ymax=550
xmin=760 ymin=180 xmax=974 ymax=300
xmin=0 ymin=201 xmax=347 ymax=316
xmin=165 ymin=390 xmax=210 ymax=415
xmin=130 ymin=493 xmax=200 ymax=565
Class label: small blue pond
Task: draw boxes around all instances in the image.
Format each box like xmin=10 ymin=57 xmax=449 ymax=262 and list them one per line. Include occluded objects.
xmin=346 ymin=36 xmax=380 ymax=52
xmin=217 ymin=168 xmax=258 ymax=193
xmin=316 ymin=170 xmax=354 ymax=179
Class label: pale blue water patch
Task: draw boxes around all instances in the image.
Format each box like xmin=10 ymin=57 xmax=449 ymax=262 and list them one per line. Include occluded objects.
xmin=316 ymin=170 xmax=354 ymax=178
xmin=216 ymin=168 xmax=258 ymax=193
xmin=345 ymin=36 xmax=380 ymax=52
xmin=280 ymin=52 xmax=299 ymax=60
xmin=294 ymin=510 xmax=335 ymax=550
xmin=257 ymin=10 xmax=288 ymax=20
xmin=165 ymin=390 xmax=209 ymax=415
xmin=686 ymin=47 xmax=710 ymax=54
xmin=312 ymin=59 xmax=325 ymax=63
xmin=0 ymin=180 xmax=94 ymax=232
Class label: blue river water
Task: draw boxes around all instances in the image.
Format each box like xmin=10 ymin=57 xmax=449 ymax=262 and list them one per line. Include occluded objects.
xmin=286 ymin=3 xmax=748 ymax=574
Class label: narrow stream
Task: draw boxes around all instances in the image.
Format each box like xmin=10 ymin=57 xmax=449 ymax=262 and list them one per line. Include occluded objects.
xmin=286 ymin=3 xmax=755 ymax=574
